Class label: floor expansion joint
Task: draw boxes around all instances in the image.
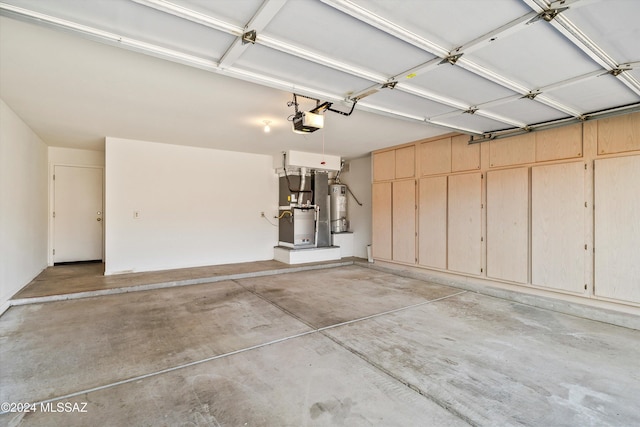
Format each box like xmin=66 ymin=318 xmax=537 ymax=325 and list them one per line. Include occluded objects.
xmin=6 ymin=289 xmax=468 ymax=415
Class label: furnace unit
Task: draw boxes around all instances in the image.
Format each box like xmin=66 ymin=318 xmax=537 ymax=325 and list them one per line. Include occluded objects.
xmin=278 ymin=168 xmax=331 ymax=249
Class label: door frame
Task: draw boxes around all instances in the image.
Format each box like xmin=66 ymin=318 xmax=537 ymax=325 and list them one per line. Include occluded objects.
xmin=48 ymin=163 xmax=105 ymax=266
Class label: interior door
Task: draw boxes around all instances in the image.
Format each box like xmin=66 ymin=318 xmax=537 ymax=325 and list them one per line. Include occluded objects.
xmin=54 ymin=165 xmax=103 ymax=263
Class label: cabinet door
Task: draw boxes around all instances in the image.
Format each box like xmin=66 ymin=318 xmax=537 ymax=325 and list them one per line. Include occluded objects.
xmin=452 ymin=134 xmax=480 ymax=172
xmin=535 ymin=123 xmax=583 ymax=162
xmin=418 ymin=176 xmax=447 ymax=269
xmin=448 ymin=173 xmax=482 ymax=275
xmin=393 ymin=180 xmax=416 ymax=264
xmin=487 ymin=168 xmax=529 ymax=283
xmin=373 ymin=151 xmax=395 ymax=182
xmin=531 ymin=162 xmax=585 ymax=293
xmin=420 ymin=137 xmax=451 ymax=176
xmin=489 ymin=133 xmax=535 ymax=168
xmin=597 ymin=112 xmax=640 ymax=155
xmin=372 ymin=182 xmax=392 ymax=260
xmin=594 ymin=155 xmax=640 ymax=303
xmin=395 ymin=146 xmax=415 ymax=179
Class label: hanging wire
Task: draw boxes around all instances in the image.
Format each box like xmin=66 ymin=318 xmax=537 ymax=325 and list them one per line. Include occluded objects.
xmin=321 ymin=116 xmax=326 ymax=165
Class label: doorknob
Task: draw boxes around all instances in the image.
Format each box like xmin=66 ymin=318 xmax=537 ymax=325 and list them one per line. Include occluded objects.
xmin=97 ymin=218 xmax=102 ymax=222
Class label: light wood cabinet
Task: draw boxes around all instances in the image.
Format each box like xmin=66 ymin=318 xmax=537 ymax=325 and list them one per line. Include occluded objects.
xmin=594 ymin=155 xmax=640 ymax=303
xmin=535 ymin=123 xmax=582 ymax=162
xmin=371 ymin=112 xmax=639 ymax=308
xmin=451 ymin=134 xmax=480 ymax=172
xmin=489 ymin=133 xmax=536 ymax=168
xmin=531 ymin=162 xmax=585 ymax=293
xmin=372 ymin=182 xmax=392 ymax=260
xmin=597 ymin=112 xmax=640 ymax=155
xmin=392 ymin=180 xmax=416 ymax=264
xmin=395 ymin=146 xmax=415 ymax=179
xmin=448 ymin=173 xmax=482 ymax=275
xmin=373 ymin=151 xmax=395 ymax=181
xmin=486 ymin=168 xmax=529 ymax=283
xmin=418 ymin=176 xmax=447 ymax=269
xmin=420 ymin=137 xmax=451 ymax=176
xmin=373 ymin=145 xmax=415 ymax=181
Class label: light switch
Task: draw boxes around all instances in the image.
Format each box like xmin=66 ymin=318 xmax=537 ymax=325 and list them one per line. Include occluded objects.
xmin=134 ymin=210 xmax=141 ymax=219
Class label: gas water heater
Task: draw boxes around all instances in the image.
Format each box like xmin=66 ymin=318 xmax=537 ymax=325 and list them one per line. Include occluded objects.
xmin=330 ymin=184 xmax=348 ymax=233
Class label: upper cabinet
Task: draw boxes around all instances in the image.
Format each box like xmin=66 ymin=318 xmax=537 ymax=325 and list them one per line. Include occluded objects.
xmin=451 ymin=134 xmax=480 ymax=172
xmin=420 ymin=137 xmax=451 ymax=176
xmin=536 ymin=123 xmax=583 ymax=162
xmin=373 ymin=150 xmax=395 ymax=182
xmin=597 ymin=111 xmax=640 ymax=155
xmin=419 ymin=134 xmax=480 ymax=176
xmin=490 ymin=133 xmax=536 ymax=167
xmin=395 ymin=145 xmax=415 ymax=179
xmin=489 ymin=124 xmax=584 ymax=168
xmin=373 ymin=145 xmax=415 ymax=181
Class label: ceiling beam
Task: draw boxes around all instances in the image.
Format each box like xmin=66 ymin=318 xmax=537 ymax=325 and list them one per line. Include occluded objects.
xmin=428 ymin=107 xmax=528 ymax=130
xmin=218 ymin=0 xmax=287 ymax=69
xmin=0 ymin=2 xmax=219 ymax=70
xmin=453 ymin=11 xmax=538 ymax=56
xmin=392 ymin=57 xmax=443 ymax=81
xmin=319 ymin=0 xmax=449 ymax=57
xmin=396 ymin=84 xmax=469 ymax=111
xmin=258 ymin=35 xmax=388 ymax=83
xmin=538 ymin=69 xmax=605 ymax=92
xmin=130 ymin=0 xmax=242 ymax=35
xmin=521 ymin=0 xmax=640 ymax=97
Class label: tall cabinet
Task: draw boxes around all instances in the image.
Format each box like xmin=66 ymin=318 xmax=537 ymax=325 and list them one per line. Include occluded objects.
xmin=372 ymin=145 xmax=416 ymax=263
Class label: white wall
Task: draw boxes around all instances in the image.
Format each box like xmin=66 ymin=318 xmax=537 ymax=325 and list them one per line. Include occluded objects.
xmin=49 ymin=146 xmax=105 ymax=166
xmin=340 ymin=155 xmax=372 ymax=258
xmin=0 ymin=99 xmax=48 ymax=312
xmin=105 ymin=137 xmax=278 ymax=275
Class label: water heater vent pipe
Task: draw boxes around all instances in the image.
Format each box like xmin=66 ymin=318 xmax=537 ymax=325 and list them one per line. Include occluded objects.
xmin=298 ymin=167 xmax=307 ymax=205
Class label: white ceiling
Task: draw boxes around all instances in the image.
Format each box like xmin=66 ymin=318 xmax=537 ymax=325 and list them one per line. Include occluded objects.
xmin=1 ymin=0 xmax=639 ymax=159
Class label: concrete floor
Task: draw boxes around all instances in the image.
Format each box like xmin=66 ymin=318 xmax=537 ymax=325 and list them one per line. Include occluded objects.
xmin=1 ymin=264 xmax=639 ymax=426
